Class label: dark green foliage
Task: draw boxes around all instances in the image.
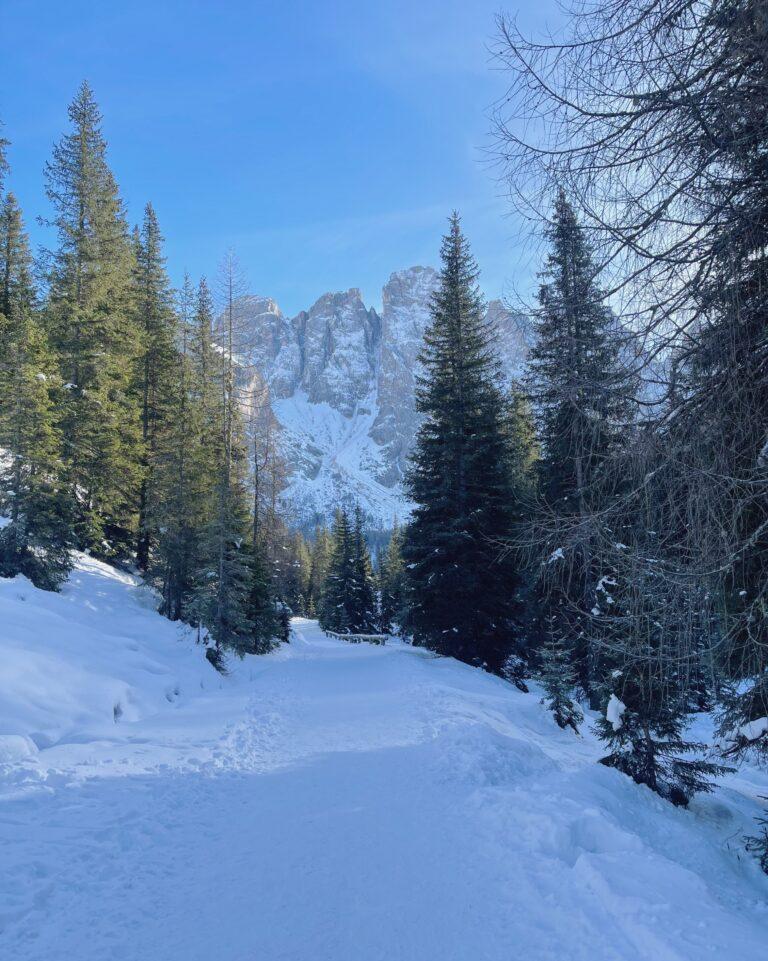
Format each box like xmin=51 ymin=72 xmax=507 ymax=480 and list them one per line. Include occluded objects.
xmin=596 ymin=665 xmax=730 ymax=806
xmin=307 ymin=525 xmax=332 ymax=617
xmin=538 ymin=635 xmax=582 ymax=733
xmin=319 ymin=508 xmax=355 ymax=633
xmin=402 ymin=214 xmax=524 ymax=673
xmin=350 ymin=506 xmax=377 ymax=633
xmin=43 ymin=82 xmax=143 ymax=558
xmin=0 ymin=194 xmax=73 ymax=589
xmin=193 ymin=437 xmax=254 ymax=656
xmin=246 ymin=539 xmax=279 ymax=653
xmin=319 ymin=507 xmax=376 ymax=634
xmin=378 ymin=521 xmax=405 ymax=633
xmin=274 ymin=530 xmax=311 ymax=616
xmin=527 ymin=190 xmax=629 ymax=509
xmin=133 ymin=203 xmax=178 ymax=572
xmin=151 ymin=275 xmax=206 ymax=621
xmin=746 ymin=808 xmax=768 ymax=875
xmin=527 ymin=193 xmax=631 ymax=698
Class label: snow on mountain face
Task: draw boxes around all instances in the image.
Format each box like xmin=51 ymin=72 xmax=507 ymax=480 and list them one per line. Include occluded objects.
xmin=227 ymin=268 xmax=530 ymax=530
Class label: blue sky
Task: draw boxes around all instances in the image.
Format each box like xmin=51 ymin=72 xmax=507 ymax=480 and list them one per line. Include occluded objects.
xmin=1 ymin=0 xmax=558 ymax=315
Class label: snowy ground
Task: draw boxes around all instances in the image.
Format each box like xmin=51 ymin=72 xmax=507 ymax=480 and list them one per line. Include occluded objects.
xmin=1 ymin=556 xmax=768 ymax=960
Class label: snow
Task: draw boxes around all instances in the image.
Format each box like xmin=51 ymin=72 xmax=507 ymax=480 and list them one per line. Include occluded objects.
xmin=273 ymin=388 xmax=410 ymax=526
xmin=2 ymin=555 xmax=768 ymax=960
xmin=739 ymin=717 xmax=768 ymax=744
xmin=606 ymin=693 xmax=627 ymax=731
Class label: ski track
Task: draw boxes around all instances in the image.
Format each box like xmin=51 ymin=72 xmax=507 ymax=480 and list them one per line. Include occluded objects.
xmin=2 ymin=612 xmax=768 ymax=960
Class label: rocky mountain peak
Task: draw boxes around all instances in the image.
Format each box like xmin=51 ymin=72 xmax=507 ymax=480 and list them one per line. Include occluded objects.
xmin=220 ymin=269 xmax=531 ymax=529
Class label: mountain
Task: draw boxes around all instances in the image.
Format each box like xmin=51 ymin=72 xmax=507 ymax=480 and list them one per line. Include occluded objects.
xmin=223 ymin=268 xmax=532 ymax=530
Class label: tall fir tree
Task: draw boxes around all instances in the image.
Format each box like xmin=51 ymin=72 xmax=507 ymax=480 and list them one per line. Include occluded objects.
xmin=0 ymin=193 xmax=73 ymax=589
xmin=307 ymin=524 xmax=332 ymax=617
xmin=190 ymin=254 xmax=255 ymax=659
xmin=402 ymin=214 xmax=522 ymax=673
xmin=526 ymin=191 xmax=631 ymax=697
xmin=133 ymin=203 xmax=178 ymax=571
xmin=527 ymin=191 xmax=628 ymax=508
xmin=43 ymin=82 xmax=143 ymax=557
xmin=319 ymin=508 xmax=354 ymax=633
xmin=378 ymin=521 xmax=406 ymax=633
xmin=350 ymin=506 xmax=377 ymax=633
xmin=151 ymin=274 xmax=206 ymax=620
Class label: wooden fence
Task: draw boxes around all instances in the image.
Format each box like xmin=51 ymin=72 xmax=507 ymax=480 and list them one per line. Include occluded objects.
xmin=325 ymin=631 xmax=388 ymax=646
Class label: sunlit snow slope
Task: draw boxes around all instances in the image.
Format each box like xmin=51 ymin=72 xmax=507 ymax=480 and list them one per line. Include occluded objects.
xmin=1 ymin=556 xmax=768 ymax=960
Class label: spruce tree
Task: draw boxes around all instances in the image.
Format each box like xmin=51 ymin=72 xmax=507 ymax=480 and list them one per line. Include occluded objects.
xmin=596 ymin=654 xmax=728 ymax=806
xmin=246 ymin=538 xmax=278 ymax=652
xmin=378 ymin=521 xmax=406 ymax=633
xmin=526 ymin=191 xmax=631 ymax=697
xmin=319 ymin=508 xmax=354 ymax=633
xmin=133 ymin=203 xmax=178 ymax=572
xmin=307 ymin=524 xmax=332 ymax=617
xmin=402 ymin=214 xmax=521 ymax=673
xmin=350 ymin=506 xmax=377 ymax=633
xmin=528 ymin=191 xmax=628 ymax=507
xmin=43 ymin=82 xmax=143 ymax=557
xmin=275 ymin=530 xmax=311 ymax=615
xmin=152 ymin=274 xmax=206 ymax=620
xmin=191 ymin=254 xmax=255 ymax=658
xmin=0 ymin=194 xmax=73 ymax=589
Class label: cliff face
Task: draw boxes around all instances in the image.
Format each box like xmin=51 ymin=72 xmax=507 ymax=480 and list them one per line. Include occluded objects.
xmin=221 ymin=268 xmax=530 ymax=530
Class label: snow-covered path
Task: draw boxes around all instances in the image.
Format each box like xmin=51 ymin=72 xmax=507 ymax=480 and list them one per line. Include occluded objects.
xmin=2 ymin=575 xmax=768 ymax=959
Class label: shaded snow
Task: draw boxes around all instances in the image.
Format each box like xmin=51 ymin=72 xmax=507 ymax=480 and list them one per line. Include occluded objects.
xmin=1 ymin=557 xmax=768 ymax=960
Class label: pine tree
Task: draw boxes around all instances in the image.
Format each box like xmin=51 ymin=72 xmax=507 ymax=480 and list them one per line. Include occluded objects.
xmin=151 ymin=274 xmax=207 ymax=620
xmin=319 ymin=508 xmax=354 ymax=633
xmin=526 ymin=191 xmax=632 ymax=697
xmin=350 ymin=506 xmax=377 ymax=633
xmin=378 ymin=521 xmax=405 ymax=633
xmin=275 ymin=530 xmax=311 ymax=615
xmin=528 ymin=191 xmax=629 ymax=508
xmin=0 ymin=193 xmax=73 ymax=589
xmin=43 ymin=82 xmax=143 ymax=557
xmin=307 ymin=524 xmax=332 ymax=617
xmin=402 ymin=214 xmax=522 ymax=673
xmin=504 ymin=386 xmax=538 ymax=498
xmin=191 ymin=253 xmax=255 ymax=657
xmin=133 ymin=203 xmax=178 ymax=572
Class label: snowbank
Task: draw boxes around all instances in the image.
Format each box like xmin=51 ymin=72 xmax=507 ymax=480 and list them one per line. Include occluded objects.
xmin=0 ymin=553 xmax=225 ymax=759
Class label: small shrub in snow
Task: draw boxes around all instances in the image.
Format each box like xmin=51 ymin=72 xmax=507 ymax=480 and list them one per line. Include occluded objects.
xmin=597 ymin=667 xmax=730 ymax=806
xmin=746 ymin=804 xmax=768 ymax=875
xmin=538 ymin=635 xmax=582 ymax=733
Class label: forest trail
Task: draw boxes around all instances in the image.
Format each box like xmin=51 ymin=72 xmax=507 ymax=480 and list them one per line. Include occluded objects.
xmin=1 ymin=568 xmax=768 ymax=961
